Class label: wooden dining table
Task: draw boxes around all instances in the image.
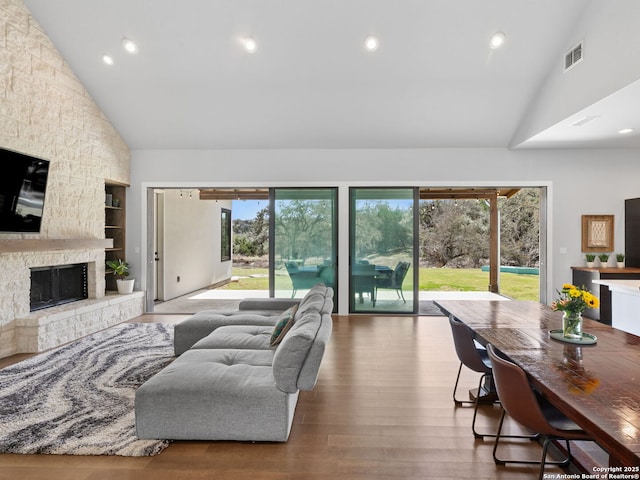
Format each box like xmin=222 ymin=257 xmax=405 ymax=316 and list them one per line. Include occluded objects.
xmin=435 ymin=299 xmax=640 ymax=469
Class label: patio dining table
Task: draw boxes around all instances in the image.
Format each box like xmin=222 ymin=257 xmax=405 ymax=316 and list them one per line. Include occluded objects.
xmin=352 ymin=264 xmax=393 ymax=304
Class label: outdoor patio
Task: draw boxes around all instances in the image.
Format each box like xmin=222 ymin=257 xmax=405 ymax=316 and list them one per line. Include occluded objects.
xmin=153 ymin=287 xmax=508 ymax=315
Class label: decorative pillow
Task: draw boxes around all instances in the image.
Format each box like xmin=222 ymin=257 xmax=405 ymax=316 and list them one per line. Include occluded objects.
xmin=270 ymin=306 xmax=297 ymax=346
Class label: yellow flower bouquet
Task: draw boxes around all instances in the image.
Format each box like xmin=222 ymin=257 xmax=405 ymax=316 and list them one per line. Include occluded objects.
xmin=551 ymin=284 xmax=599 ymax=339
xmin=551 ymin=284 xmax=599 ymax=314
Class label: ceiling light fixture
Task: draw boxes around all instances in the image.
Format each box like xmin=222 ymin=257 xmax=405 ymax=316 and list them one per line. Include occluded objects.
xmin=243 ymin=37 xmax=257 ymax=53
xmin=122 ymin=38 xmax=138 ymax=54
xmin=569 ymin=116 xmax=599 ymax=127
xmin=619 ymin=128 xmax=634 ymax=134
xmin=489 ymin=31 xmax=506 ymax=49
xmin=102 ymin=54 xmax=114 ymax=65
xmin=364 ymin=35 xmax=379 ymax=52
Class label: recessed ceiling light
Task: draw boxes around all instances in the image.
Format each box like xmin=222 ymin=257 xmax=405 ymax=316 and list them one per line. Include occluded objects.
xmin=243 ymin=37 xmax=257 ymax=53
xmin=619 ymin=128 xmax=634 ymax=134
xmin=122 ymin=38 xmax=138 ymax=54
xmin=364 ymin=35 xmax=379 ymax=52
xmin=569 ymin=116 xmax=599 ymax=127
xmin=102 ymin=54 xmax=114 ymax=65
xmin=489 ymin=31 xmax=506 ymax=49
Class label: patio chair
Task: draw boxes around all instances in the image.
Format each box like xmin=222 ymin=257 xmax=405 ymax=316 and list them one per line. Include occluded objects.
xmin=352 ymin=263 xmax=376 ymax=305
xmin=375 ymin=261 xmax=409 ymax=303
xmin=318 ymin=263 xmax=335 ymax=289
xmin=285 ymin=261 xmax=321 ymax=297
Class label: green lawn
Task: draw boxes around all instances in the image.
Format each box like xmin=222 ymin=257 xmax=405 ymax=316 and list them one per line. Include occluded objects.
xmin=220 ymin=266 xmax=540 ymax=301
xmin=219 ymin=268 xmax=270 ymax=290
xmin=419 ymin=268 xmax=539 ymax=301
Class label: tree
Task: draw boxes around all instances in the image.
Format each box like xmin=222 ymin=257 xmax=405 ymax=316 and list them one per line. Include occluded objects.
xmin=232 ymin=207 xmax=269 ymax=257
xmin=374 ymin=203 xmax=412 ymax=253
xmin=275 ymin=199 xmax=333 ymax=262
xmin=420 ymin=200 xmax=488 ymax=267
xmin=251 ymin=207 xmax=269 ymax=256
xmin=419 ymin=189 xmax=540 ymax=268
xmin=354 ymin=201 xmax=412 ymax=259
xmin=231 ymin=189 xmax=540 ymax=269
xmin=233 ymin=235 xmax=257 ymax=256
xmin=499 ymin=189 xmax=540 ymax=266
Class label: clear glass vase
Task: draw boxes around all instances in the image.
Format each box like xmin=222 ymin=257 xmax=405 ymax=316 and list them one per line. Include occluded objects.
xmin=563 ymin=311 xmax=583 ymax=339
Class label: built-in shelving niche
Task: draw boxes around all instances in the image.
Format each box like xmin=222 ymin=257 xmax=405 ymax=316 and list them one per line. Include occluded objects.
xmin=105 ymin=181 xmax=128 ymax=292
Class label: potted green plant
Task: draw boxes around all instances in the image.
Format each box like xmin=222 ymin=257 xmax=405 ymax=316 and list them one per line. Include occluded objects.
xmin=106 ymin=259 xmax=134 ymax=294
xmin=585 ymin=253 xmax=596 ymax=268
xmin=616 ymin=253 xmax=625 ymax=268
xmin=598 ymin=253 xmax=610 ymax=268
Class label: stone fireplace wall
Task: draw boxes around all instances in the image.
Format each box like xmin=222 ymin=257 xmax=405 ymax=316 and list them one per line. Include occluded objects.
xmin=0 ymin=1 xmax=136 ymax=358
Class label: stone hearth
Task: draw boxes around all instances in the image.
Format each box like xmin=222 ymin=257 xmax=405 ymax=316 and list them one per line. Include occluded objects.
xmin=15 ymin=291 xmax=144 ymax=352
xmin=0 ymin=248 xmax=143 ymax=358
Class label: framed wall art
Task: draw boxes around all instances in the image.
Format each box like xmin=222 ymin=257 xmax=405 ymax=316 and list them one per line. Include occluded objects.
xmin=581 ymin=214 xmax=614 ymax=252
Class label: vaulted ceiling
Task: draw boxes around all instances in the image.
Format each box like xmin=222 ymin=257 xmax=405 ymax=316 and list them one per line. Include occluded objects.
xmin=22 ymin=0 xmax=640 ymax=150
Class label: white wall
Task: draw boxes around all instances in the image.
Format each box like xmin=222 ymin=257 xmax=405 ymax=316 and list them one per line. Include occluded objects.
xmin=158 ymin=189 xmax=231 ymax=301
xmin=512 ymin=0 xmax=640 ymax=145
xmin=129 ymin=147 xmax=640 ymax=313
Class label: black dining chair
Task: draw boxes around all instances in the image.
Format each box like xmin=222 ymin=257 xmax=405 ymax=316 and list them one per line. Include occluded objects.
xmin=486 ymin=344 xmax=594 ymax=480
xmin=448 ymin=316 xmax=499 ymax=438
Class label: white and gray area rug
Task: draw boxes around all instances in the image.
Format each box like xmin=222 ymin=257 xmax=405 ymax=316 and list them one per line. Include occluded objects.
xmin=0 ymin=323 xmax=174 ymax=456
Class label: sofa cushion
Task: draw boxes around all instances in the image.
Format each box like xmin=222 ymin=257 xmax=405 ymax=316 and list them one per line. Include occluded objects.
xmin=174 ymin=311 xmax=280 ymax=355
xmin=191 ymin=325 xmax=273 ymax=350
xmin=238 ymin=298 xmax=301 ymax=311
xmin=297 ymin=313 xmax=333 ymax=390
xmin=295 ymin=285 xmax=333 ymax=320
xmin=271 ymin=285 xmax=333 ymax=393
xmin=270 ymin=306 xmax=297 ymax=346
xmin=272 ymin=309 xmax=322 ymax=393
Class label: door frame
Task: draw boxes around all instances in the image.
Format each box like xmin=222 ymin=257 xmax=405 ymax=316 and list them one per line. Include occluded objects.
xmin=269 ymin=187 xmax=339 ymax=308
xmin=348 ymin=186 xmax=420 ymax=314
xmin=153 ymin=190 xmax=164 ymax=302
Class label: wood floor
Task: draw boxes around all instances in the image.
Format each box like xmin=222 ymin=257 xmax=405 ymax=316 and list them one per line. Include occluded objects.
xmin=0 ymin=314 xmax=599 ymax=479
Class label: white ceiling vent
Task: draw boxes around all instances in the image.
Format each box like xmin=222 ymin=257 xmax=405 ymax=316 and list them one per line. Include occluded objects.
xmin=564 ymin=42 xmax=583 ymax=71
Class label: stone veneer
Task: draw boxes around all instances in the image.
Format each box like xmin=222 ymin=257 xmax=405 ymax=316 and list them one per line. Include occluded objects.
xmin=15 ymin=292 xmax=144 ymax=354
xmin=0 ymin=1 xmax=138 ymax=358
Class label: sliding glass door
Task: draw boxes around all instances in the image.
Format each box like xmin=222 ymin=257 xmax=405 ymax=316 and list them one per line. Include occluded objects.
xmin=271 ymin=188 xmax=337 ymax=307
xmin=350 ymin=188 xmax=417 ymax=313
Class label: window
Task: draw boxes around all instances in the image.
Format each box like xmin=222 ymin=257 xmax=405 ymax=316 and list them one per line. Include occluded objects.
xmin=221 ymin=208 xmax=231 ymax=261
xmin=349 ymin=187 xmax=417 ymax=313
xmin=271 ymin=188 xmax=337 ymax=304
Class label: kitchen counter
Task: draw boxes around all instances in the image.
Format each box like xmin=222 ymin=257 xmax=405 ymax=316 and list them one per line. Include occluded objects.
xmin=572 ymin=267 xmax=640 ymax=324
xmin=593 ymin=279 xmax=640 ymax=336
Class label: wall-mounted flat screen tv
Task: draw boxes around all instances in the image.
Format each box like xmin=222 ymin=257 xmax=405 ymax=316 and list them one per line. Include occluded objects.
xmin=0 ymin=148 xmax=50 ymax=233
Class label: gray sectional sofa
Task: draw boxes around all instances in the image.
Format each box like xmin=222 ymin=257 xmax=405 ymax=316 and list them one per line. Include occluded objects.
xmin=135 ymin=284 xmax=333 ymax=442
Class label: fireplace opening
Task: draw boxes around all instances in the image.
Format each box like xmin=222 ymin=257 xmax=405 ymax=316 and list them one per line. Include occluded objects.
xmin=30 ymin=263 xmax=88 ymax=312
